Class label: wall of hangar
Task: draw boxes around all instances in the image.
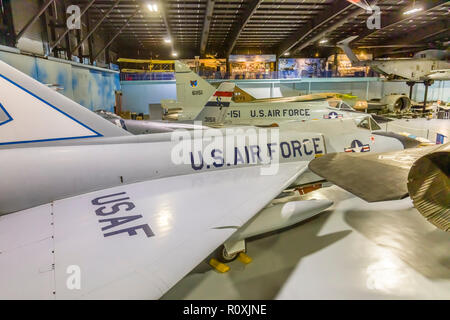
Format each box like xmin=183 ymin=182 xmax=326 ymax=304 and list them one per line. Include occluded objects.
xmin=0 ymin=47 xmax=120 ymax=112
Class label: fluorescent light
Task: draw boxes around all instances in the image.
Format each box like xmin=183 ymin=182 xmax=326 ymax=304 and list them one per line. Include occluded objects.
xmin=284 ymin=52 xmax=290 ymax=56
xmin=147 ymin=3 xmax=158 ymax=12
xmin=403 ymin=7 xmax=422 ymax=15
xmin=164 ymin=38 xmax=172 ymax=44
xmin=319 ymin=39 xmax=328 ymax=44
xmin=172 ymin=52 xmax=178 ymax=57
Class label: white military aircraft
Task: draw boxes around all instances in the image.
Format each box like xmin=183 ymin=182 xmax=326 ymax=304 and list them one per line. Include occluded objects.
xmin=98 ymin=81 xmax=237 ymax=134
xmin=98 ymin=79 xmax=363 ymax=134
xmin=170 ymin=61 xmax=362 ymax=124
xmin=0 ymin=60 xmax=415 ymax=299
xmin=100 ymin=61 xmax=377 ymax=135
xmin=338 ymin=36 xmax=450 ymax=81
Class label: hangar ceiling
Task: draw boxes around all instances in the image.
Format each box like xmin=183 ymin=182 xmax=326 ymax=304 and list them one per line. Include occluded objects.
xmin=62 ymin=0 xmax=450 ymax=58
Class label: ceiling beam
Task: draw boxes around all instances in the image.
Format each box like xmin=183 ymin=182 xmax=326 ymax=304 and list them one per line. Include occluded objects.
xmin=355 ymin=0 xmax=449 ymax=44
xmin=159 ymin=0 xmax=175 ymax=53
xmin=293 ymin=5 xmax=368 ymax=54
xmin=200 ymin=0 xmax=214 ymax=56
xmin=276 ymin=0 xmax=355 ymax=57
xmin=223 ymin=0 xmax=263 ymax=57
xmin=381 ymin=19 xmax=449 ymax=55
xmin=93 ymin=7 xmax=140 ymax=61
xmin=390 ymin=19 xmax=449 ymax=44
xmin=49 ymin=0 xmax=96 ymax=53
xmin=71 ymin=0 xmax=121 ymax=55
xmin=16 ymin=0 xmax=56 ymax=42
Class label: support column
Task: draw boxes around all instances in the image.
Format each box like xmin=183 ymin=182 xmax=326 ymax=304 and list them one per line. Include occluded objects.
xmin=422 ymin=81 xmax=429 ymax=114
xmin=406 ymin=81 xmax=415 ymax=99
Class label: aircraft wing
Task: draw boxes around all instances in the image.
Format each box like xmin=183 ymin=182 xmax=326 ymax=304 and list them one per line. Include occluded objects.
xmin=308 ymin=145 xmax=441 ymax=202
xmin=0 ymin=162 xmax=305 ymax=299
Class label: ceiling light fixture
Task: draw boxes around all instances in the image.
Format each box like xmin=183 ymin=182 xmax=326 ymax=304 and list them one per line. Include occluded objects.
xmin=403 ymin=7 xmax=422 ymax=15
xmin=404 ymin=0 xmax=422 ymax=15
xmin=164 ymin=38 xmax=172 ymax=44
xmin=172 ymin=52 xmax=178 ymax=57
xmin=147 ymin=3 xmax=159 ymax=12
xmin=319 ymin=39 xmax=328 ymax=44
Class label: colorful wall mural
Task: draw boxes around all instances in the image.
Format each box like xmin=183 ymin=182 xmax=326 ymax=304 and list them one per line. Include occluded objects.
xmin=0 ymin=50 xmax=120 ymax=112
xmin=278 ymin=58 xmax=327 ymax=78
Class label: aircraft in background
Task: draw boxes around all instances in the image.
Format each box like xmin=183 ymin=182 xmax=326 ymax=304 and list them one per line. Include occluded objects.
xmin=97 ymin=76 xmax=375 ymax=135
xmin=0 ymin=60 xmax=417 ymax=298
xmin=338 ymin=36 xmax=450 ymax=81
xmin=171 ymin=61 xmax=364 ymax=124
xmin=95 ymin=81 xmax=237 ymax=135
xmin=98 ymin=61 xmax=393 ymax=135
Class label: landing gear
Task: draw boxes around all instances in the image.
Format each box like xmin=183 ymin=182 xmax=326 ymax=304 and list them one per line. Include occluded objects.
xmin=209 ymin=244 xmax=252 ymax=272
xmin=218 ymin=245 xmax=239 ymax=263
xmin=217 ymin=239 xmax=246 ymax=263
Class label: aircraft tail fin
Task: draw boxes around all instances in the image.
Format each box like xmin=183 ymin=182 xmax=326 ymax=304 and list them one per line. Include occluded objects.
xmin=175 ymin=61 xmax=216 ymax=113
xmin=194 ymin=82 xmax=235 ymax=124
xmin=337 ymin=36 xmax=361 ymax=65
xmin=233 ymin=86 xmax=256 ymax=102
xmin=0 ymin=60 xmax=130 ymax=148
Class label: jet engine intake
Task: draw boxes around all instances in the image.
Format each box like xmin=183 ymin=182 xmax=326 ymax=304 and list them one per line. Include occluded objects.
xmin=407 ymin=144 xmax=450 ymax=232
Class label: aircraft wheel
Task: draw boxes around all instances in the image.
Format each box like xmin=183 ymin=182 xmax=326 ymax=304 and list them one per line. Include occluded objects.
xmin=218 ymin=245 xmax=239 ymax=263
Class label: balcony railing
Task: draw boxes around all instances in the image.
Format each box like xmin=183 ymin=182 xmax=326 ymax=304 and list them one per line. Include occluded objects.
xmin=120 ymin=70 xmax=371 ymax=81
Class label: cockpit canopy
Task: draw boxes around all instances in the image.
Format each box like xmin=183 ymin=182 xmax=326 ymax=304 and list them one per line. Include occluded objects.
xmin=327 ymin=99 xmax=355 ymax=111
xmin=354 ymin=116 xmax=381 ymax=131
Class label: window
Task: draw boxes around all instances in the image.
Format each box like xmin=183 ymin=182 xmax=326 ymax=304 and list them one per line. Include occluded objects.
xmin=327 ymin=99 xmax=340 ymax=109
xmin=327 ymin=99 xmax=355 ymax=111
xmin=357 ymin=117 xmax=371 ymax=130
xmin=339 ymin=101 xmax=354 ymax=111
xmin=356 ymin=116 xmax=382 ymax=131
xmin=370 ymin=117 xmax=381 ymax=131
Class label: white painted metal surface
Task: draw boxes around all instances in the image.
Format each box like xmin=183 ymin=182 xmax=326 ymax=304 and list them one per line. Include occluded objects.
xmin=163 ymin=186 xmax=450 ymax=300
xmin=0 ymin=163 xmax=304 ymax=299
xmin=277 ymin=189 xmax=450 ymax=299
xmin=0 ymin=60 xmax=129 ymax=149
xmin=228 ymin=198 xmax=333 ymax=242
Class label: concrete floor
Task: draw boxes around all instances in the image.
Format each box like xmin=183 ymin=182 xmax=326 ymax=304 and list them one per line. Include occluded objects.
xmin=162 ymin=186 xmax=450 ymax=300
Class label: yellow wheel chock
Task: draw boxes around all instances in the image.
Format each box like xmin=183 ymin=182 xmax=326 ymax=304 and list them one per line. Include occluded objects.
xmin=238 ymin=252 xmax=252 ymax=264
xmin=209 ymin=258 xmax=230 ymax=273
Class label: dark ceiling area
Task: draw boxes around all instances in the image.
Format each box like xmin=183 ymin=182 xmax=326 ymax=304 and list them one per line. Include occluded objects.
xmin=71 ymin=0 xmax=449 ymax=59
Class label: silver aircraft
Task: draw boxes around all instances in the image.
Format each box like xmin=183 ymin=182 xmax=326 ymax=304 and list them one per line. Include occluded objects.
xmin=169 ymin=61 xmax=361 ymax=124
xmin=98 ymin=61 xmax=373 ymax=135
xmin=338 ymin=36 xmax=450 ymax=81
xmin=0 ymin=60 xmax=416 ymax=299
xmin=97 ymin=81 xmax=236 ymax=134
